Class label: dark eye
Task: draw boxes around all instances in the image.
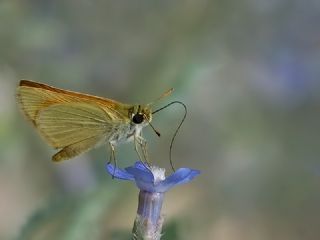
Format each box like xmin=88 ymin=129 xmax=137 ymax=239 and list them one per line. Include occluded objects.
xmin=132 ymin=113 xmax=144 ymax=124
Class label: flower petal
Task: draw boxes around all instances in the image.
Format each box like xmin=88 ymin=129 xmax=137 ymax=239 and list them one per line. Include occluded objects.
xmin=126 ymin=164 xmax=155 ymax=191
xmin=134 ymin=161 xmax=149 ymax=171
xmin=156 ymin=168 xmax=200 ymax=192
xmin=106 ymin=163 xmax=135 ymax=181
xmin=106 ymin=162 xmax=200 ymax=193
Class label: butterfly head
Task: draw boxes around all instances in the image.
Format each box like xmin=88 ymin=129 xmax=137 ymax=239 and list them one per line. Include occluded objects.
xmin=130 ymin=105 xmax=152 ymax=125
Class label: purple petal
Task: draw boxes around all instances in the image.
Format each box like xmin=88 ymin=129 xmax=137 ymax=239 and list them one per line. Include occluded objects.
xmin=156 ymin=168 xmax=200 ymax=192
xmin=133 ymin=161 xmax=149 ymax=171
xmin=126 ymin=164 xmax=154 ymax=185
xmin=106 ymin=163 xmax=135 ymax=181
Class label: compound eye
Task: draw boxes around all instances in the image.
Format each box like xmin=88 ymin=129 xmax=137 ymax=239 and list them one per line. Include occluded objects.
xmin=132 ymin=113 xmax=144 ymax=124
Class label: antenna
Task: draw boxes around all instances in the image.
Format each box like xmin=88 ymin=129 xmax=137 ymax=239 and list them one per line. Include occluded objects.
xmin=152 ymin=101 xmax=187 ymax=171
xmin=148 ymin=88 xmax=174 ymax=106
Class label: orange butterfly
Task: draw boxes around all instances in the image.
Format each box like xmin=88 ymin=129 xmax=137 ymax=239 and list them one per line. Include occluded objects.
xmin=17 ymin=80 xmax=172 ymax=164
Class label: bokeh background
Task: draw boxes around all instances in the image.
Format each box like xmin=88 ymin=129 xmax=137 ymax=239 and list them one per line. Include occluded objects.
xmin=1 ymin=0 xmax=320 ymax=239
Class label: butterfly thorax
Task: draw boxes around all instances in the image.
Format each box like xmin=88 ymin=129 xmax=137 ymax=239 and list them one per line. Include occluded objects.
xmin=108 ymin=104 xmax=151 ymax=146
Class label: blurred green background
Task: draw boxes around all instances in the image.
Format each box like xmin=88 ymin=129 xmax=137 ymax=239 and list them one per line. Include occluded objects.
xmin=1 ymin=0 xmax=320 ymax=239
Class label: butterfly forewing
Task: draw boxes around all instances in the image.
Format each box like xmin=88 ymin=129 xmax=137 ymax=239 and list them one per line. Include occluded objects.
xmin=36 ymin=102 xmax=113 ymax=148
xmin=17 ymin=80 xmax=132 ymax=161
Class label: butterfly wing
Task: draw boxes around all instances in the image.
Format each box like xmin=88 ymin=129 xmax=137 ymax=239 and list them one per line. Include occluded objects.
xmin=17 ymin=80 xmax=130 ymax=161
xmin=35 ymin=102 xmax=113 ymax=148
xmin=17 ymin=80 xmax=125 ymax=121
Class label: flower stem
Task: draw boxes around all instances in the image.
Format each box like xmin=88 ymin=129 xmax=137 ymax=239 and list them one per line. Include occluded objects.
xmin=132 ymin=190 xmax=164 ymax=240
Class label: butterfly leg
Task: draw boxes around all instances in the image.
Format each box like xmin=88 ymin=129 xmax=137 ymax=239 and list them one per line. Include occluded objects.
xmin=108 ymin=142 xmax=116 ymax=178
xmin=134 ymin=135 xmax=150 ymax=169
xmin=107 ymin=143 xmax=116 ymax=164
xmin=134 ymin=136 xmax=143 ymax=161
xmin=137 ymin=134 xmax=150 ymax=166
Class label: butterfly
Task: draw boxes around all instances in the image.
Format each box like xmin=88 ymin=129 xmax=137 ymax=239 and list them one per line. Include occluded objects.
xmin=17 ymin=80 xmax=173 ymax=165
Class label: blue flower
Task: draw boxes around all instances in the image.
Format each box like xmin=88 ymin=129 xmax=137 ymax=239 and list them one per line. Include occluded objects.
xmin=106 ymin=162 xmax=200 ymax=238
xmin=106 ymin=161 xmax=200 ymax=193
